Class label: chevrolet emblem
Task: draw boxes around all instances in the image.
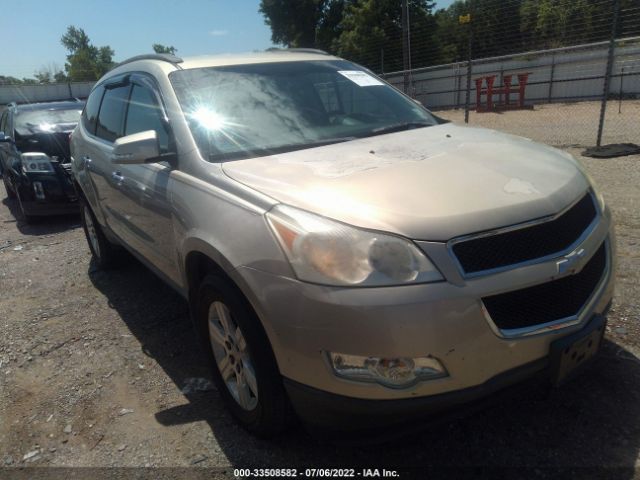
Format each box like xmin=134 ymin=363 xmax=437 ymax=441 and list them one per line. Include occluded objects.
xmin=556 ymin=248 xmax=586 ymax=275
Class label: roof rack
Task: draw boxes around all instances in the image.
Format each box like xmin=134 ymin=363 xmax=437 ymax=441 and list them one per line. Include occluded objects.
xmin=115 ymin=53 xmax=184 ymax=69
xmin=266 ymin=47 xmax=330 ymax=55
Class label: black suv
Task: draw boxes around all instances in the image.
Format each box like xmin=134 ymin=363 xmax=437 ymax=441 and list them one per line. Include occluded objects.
xmin=0 ymin=100 xmax=84 ymax=221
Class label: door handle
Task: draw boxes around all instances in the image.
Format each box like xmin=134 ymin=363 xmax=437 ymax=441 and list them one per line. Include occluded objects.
xmin=111 ymin=171 xmax=124 ymax=183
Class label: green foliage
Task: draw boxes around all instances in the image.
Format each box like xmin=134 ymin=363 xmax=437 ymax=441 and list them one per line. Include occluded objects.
xmin=335 ymin=0 xmax=437 ymax=72
xmin=0 ymin=76 xmax=25 ymax=85
xmin=54 ymin=71 xmax=68 ymax=83
xmin=259 ymin=0 xmax=630 ymax=73
xmin=0 ymin=75 xmax=41 ymax=85
xmin=33 ymin=64 xmax=67 ymax=84
xmin=520 ymin=0 xmax=607 ymax=49
xmin=34 ymin=71 xmax=52 ymax=84
xmin=259 ymin=0 xmax=336 ymax=47
xmin=152 ymin=44 xmax=178 ymax=55
xmin=60 ymin=26 xmax=115 ymax=81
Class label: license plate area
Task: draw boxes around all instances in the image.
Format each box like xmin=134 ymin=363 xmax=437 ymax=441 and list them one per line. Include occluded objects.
xmin=549 ymin=315 xmax=606 ymax=386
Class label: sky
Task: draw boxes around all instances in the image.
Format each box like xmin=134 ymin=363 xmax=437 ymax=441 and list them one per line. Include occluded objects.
xmin=2 ymin=0 xmax=456 ymax=79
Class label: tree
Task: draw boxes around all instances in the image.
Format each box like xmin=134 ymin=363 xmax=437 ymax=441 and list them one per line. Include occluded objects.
xmin=259 ymin=0 xmax=347 ymax=48
xmin=0 ymin=76 xmax=24 ymax=85
xmin=34 ymin=70 xmax=52 ymax=84
xmin=335 ymin=0 xmax=437 ymax=72
xmin=34 ymin=63 xmax=67 ymax=84
xmin=257 ymin=0 xmax=629 ymax=75
xmin=60 ymin=26 xmax=115 ymax=81
xmin=259 ymin=0 xmax=437 ymax=70
xmin=519 ymin=0 xmax=618 ymax=50
xmin=152 ymin=44 xmax=177 ymax=55
xmin=54 ymin=71 xmax=68 ymax=83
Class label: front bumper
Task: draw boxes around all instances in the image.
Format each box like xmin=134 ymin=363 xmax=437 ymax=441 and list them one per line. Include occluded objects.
xmin=284 ymin=356 xmax=549 ymax=433
xmin=235 ymin=205 xmax=615 ymax=424
xmin=17 ymin=169 xmax=79 ymax=216
xmin=284 ymin=312 xmax=608 ymax=433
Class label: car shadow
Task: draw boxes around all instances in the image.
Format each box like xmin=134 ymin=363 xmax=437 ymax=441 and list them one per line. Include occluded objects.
xmin=88 ymin=257 xmax=640 ymax=474
xmin=1 ymin=196 xmax=80 ymax=236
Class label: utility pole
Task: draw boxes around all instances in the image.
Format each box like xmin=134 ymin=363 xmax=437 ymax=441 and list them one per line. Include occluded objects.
xmin=596 ymin=0 xmax=620 ymax=147
xmin=402 ymin=0 xmax=410 ymax=94
xmin=460 ymin=12 xmax=473 ymax=123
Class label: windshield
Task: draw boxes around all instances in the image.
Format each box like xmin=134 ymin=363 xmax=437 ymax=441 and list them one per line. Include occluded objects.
xmin=170 ymin=60 xmax=437 ymax=161
xmin=15 ymin=107 xmax=83 ymax=132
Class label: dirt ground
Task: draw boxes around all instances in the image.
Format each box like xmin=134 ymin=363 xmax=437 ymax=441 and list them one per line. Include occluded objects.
xmin=1 ymin=136 xmax=639 ymax=476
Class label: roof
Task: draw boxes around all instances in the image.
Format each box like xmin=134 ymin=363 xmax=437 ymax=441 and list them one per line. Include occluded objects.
xmin=110 ymin=50 xmax=341 ymax=76
xmin=103 ymin=49 xmax=344 ymax=81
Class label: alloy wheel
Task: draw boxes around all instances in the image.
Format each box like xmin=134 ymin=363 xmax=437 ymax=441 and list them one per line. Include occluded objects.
xmin=208 ymin=301 xmax=259 ymax=411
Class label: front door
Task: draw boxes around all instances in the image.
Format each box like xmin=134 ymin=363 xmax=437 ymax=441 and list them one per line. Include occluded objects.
xmin=86 ymin=81 xmax=132 ymax=238
xmin=105 ymin=77 xmax=179 ymax=281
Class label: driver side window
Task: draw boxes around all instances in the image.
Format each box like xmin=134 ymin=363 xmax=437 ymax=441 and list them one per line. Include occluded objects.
xmin=124 ymin=84 xmax=170 ymax=154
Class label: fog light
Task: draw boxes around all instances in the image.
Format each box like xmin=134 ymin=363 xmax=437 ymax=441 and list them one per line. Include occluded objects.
xmin=33 ymin=182 xmax=45 ymax=200
xmin=328 ymin=352 xmax=447 ymax=388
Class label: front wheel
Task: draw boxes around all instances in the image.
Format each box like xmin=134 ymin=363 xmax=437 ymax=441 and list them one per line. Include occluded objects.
xmin=195 ymin=274 xmax=290 ymax=437
xmin=3 ymin=174 xmax=16 ymax=199
xmin=16 ymin=190 xmax=34 ymax=223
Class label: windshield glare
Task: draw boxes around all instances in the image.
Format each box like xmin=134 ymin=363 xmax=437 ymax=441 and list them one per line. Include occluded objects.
xmin=16 ymin=108 xmax=83 ymax=132
xmin=170 ymin=60 xmax=436 ymax=161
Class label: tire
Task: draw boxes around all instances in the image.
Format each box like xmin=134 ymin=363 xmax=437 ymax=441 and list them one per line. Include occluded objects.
xmin=3 ymin=174 xmax=15 ymax=199
xmin=194 ymin=274 xmax=290 ymax=437
xmin=16 ymin=190 xmax=34 ymax=223
xmin=80 ymin=197 xmax=119 ymax=269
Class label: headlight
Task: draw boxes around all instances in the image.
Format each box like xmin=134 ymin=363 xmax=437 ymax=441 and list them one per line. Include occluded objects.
xmin=266 ymin=204 xmax=443 ymax=286
xmin=21 ymin=153 xmax=54 ymax=173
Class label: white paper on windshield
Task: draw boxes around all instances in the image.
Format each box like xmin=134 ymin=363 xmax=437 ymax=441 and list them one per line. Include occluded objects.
xmin=338 ymin=70 xmax=384 ymax=87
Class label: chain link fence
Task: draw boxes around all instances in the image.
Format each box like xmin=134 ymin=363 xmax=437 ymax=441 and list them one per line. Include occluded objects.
xmin=1 ymin=0 xmax=639 ymax=149
xmin=373 ymin=0 xmax=640 ymax=149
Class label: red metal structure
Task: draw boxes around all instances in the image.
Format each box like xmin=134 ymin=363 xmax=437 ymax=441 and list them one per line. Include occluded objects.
xmin=475 ymin=73 xmax=533 ymax=112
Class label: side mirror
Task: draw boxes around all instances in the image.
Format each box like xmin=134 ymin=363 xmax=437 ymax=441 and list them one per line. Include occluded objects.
xmin=111 ymin=130 xmax=160 ymax=165
xmin=0 ymin=131 xmax=13 ymax=143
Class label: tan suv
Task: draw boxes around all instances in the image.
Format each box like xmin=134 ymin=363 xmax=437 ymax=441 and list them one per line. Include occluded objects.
xmin=71 ymin=51 xmax=615 ymax=436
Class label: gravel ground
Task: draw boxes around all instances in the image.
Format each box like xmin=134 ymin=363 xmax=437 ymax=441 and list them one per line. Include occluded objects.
xmin=436 ymin=100 xmax=640 ymax=148
xmin=0 ymin=128 xmax=639 ymax=477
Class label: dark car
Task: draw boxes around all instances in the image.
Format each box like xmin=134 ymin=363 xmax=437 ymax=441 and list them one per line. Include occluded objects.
xmin=0 ymin=100 xmax=84 ymax=221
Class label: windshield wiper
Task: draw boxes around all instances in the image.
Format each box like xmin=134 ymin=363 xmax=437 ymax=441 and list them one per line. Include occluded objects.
xmin=364 ymin=121 xmax=433 ymax=138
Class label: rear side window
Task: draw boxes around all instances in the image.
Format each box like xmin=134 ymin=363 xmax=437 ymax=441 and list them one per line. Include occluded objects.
xmin=0 ymin=111 xmax=9 ymax=135
xmin=124 ymin=84 xmax=170 ymax=153
xmin=82 ymin=86 xmax=104 ymax=135
xmin=96 ymin=85 xmax=130 ymax=142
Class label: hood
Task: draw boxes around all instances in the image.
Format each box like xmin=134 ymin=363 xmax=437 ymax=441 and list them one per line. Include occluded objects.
xmin=15 ymin=122 xmax=77 ymax=162
xmin=222 ymin=124 xmax=589 ymax=241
